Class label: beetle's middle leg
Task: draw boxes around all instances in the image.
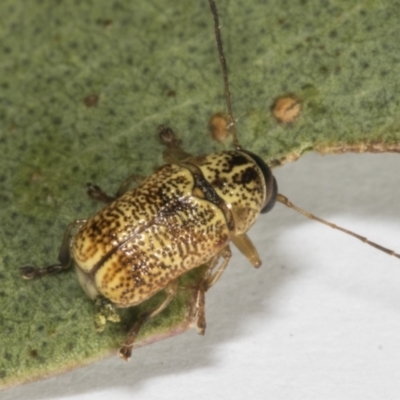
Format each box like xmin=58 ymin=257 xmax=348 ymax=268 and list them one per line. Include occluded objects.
xmin=119 ymin=280 xmax=178 ymax=361
xmin=87 ymin=125 xmax=189 ymax=204
xmin=194 ymin=246 xmax=232 ymax=335
xmin=19 ymin=219 xmax=87 ymax=279
xmin=86 ymin=174 xmax=144 ymax=204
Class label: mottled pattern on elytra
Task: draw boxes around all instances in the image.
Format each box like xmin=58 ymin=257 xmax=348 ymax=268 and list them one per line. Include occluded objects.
xmin=72 ymin=163 xmax=230 ymax=307
xmin=191 ymin=151 xmax=266 ymax=234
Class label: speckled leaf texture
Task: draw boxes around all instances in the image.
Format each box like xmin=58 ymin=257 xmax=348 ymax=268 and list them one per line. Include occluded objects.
xmin=1 ymin=0 xmax=400 ymax=389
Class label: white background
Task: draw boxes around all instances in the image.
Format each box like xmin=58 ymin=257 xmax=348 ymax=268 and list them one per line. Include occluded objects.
xmin=4 ymin=152 xmax=400 ymax=400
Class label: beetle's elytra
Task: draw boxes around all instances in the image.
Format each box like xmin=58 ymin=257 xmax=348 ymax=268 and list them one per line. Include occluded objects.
xmin=20 ymin=0 xmax=400 ymax=361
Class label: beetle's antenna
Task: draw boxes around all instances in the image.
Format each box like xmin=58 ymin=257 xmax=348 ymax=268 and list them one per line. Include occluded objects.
xmin=276 ymin=193 xmax=400 ymax=259
xmin=208 ymin=0 xmax=241 ymax=150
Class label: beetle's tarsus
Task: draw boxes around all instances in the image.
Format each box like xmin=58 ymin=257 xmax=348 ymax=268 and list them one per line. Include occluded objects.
xmin=119 ymin=320 xmax=142 ymax=361
xmin=158 ymin=125 xmax=180 ymax=147
xmin=196 ymin=311 xmax=206 ymax=336
xmin=118 ymin=345 xmax=133 ymax=361
xmin=86 ymin=182 xmax=116 ymax=204
xmin=19 ymin=264 xmax=65 ymax=280
xmin=19 ymin=266 xmax=39 ymax=280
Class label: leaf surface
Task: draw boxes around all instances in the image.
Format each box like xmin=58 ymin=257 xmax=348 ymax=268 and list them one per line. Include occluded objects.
xmin=1 ymin=0 xmax=400 ymax=389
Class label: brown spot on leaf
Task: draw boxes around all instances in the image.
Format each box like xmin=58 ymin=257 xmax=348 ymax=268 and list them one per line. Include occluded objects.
xmin=272 ymin=95 xmax=301 ymax=124
xmin=166 ymin=89 xmax=176 ymax=97
xmin=84 ymin=94 xmax=99 ymax=107
xmin=96 ymin=18 xmax=113 ymax=28
xmin=30 ymin=171 xmax=42 ymax=182
xmin=209 ymin=112 xmax=229 ymax=142
xmin=29 ymin=349 xmax=39 ymax=359
xmin=7 ymin=122 xmax=18 ymax=132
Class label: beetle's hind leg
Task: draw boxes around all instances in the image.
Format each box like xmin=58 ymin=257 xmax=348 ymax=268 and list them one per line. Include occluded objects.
xmin=19 ymin=219 xmax=87 ymax=279
xmin=159 ymin=125 xmax=192 ymax=163
xmin=194 ymin=246 xmax=232 ymax=335
xmin=119 ymin=280 xmax=178 ymax=361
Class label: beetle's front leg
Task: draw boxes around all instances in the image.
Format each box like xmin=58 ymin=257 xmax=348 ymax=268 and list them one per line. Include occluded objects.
xmin=119 ymin=280 xmax=178 ymax=361
xmin=19 ymin=219 xmax=87 ymax=279
xmin=158 ymin=125 xmax=192 ymax=163
xmin=231 ymin=233 xmax=261 ymax=268
xmin=194 ymin=246 xmax=232 ymax=335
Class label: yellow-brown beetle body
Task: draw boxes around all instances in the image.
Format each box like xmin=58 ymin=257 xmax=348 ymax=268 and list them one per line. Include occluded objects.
xmin=73 ymin=150 xmax=276 ymax=308
xmin=21 ymin=123 xmax=278 ymax=359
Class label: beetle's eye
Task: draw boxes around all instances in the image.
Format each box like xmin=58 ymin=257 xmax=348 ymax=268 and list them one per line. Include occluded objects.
xmin=241 ymin=151 xmax=278 ymax=214
xmin=261 ymin=176 xmax=277 ymax=214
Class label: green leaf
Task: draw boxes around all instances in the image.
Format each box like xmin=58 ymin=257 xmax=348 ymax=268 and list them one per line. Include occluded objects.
xmin=1 ymin=0 xmax=399 ymax=389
